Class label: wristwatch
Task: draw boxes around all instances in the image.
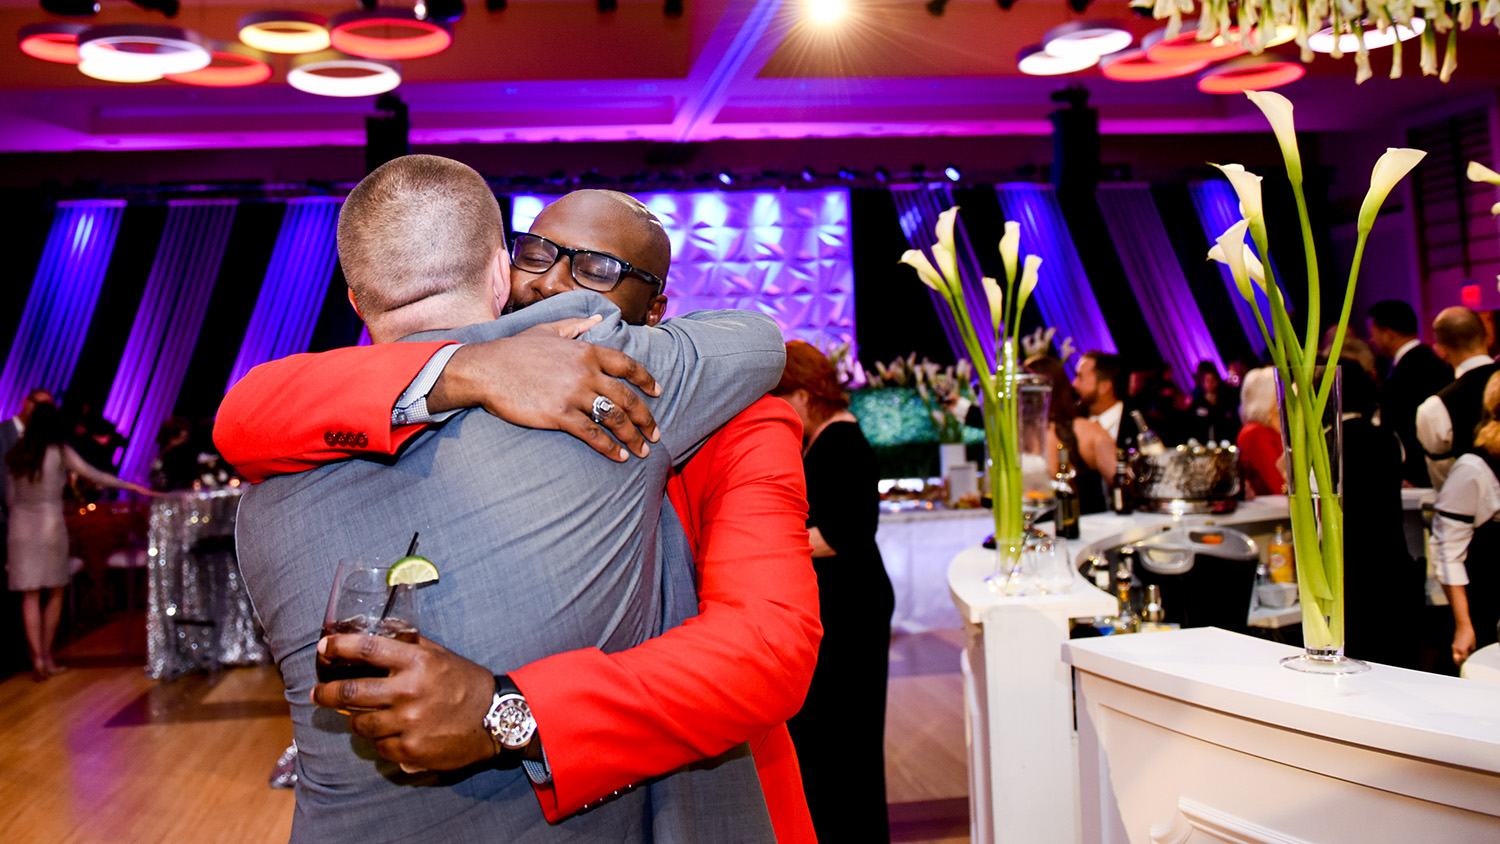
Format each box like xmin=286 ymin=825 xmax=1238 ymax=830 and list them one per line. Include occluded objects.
xmin=484 ymin=675 xmax=551 ymax=785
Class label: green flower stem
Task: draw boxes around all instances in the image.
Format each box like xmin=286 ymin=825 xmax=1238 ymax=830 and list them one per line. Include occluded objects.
xmin=1316 ymin=231 xmax=1370 ymax=417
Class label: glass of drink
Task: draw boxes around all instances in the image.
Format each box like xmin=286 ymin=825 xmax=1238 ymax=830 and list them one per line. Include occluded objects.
xmin=317 ymin=559 xmax=420 ymax=685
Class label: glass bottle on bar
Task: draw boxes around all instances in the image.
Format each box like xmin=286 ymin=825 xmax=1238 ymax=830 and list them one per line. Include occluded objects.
xmin=1111 ymin=449 xmax=1134 ymax=515
xmin=1130 ymin=409 xmax=1166 ymax=456
xmin=1054 ymin=444 xmax=1081 ymax=540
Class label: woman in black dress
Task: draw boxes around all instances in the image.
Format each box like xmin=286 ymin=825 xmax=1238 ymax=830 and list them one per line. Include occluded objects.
xmin=772 ymin=341 xmax=894 ymax=843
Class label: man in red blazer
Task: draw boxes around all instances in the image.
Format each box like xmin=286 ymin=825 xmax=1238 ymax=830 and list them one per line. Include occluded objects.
xmin=216 ymin=187 xmax=820 ymax=842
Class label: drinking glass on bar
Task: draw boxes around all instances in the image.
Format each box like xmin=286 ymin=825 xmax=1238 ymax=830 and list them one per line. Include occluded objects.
xmin=317 ymin=559 xmax=420 ymax=685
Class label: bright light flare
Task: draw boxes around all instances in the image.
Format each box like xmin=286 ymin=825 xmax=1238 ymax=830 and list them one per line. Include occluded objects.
xmin=804 ymin=0 xmax=848 ymax=27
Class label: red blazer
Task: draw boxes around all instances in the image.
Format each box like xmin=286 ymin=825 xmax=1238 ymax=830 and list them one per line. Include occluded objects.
xmin=214 ymin=351 xmax=820 ymax=842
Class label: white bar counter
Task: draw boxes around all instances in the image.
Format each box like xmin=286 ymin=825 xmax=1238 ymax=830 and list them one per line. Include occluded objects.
xmin=1064 ymin=627 xmax=1500 ymax=843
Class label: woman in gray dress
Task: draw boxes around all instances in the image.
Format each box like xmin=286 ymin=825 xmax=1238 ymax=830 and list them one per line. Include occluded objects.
xmin=6 ymin=401 xmax=153 ymax=680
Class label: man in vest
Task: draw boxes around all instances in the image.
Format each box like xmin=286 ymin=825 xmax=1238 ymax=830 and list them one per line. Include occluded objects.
xmin=1417 ymin=306 xmax=1497 ymax=489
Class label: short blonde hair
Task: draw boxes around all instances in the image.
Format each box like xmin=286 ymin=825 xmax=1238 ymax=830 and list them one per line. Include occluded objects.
xmin=1239 ymin=366 xmax=1279 ymax=427
xmin=338 ymin=155 xmax=504 ymax=319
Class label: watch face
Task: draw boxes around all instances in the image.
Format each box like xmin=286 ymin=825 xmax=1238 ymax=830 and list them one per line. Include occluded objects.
xmin=487 ymin=695 xmax=535 ymax=749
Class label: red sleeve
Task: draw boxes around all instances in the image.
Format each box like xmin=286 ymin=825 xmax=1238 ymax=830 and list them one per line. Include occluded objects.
xmin=212 ymin=342 xmax=454 ymax=483
xmin=510 ymin=395 xmax=821 ymax=823
xmin=1237 ymin=423 xmax=1286 ymax=495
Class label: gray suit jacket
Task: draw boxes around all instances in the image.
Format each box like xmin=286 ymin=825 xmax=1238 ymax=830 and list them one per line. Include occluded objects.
xmin=235 ymin=291 xmax=784 ymax=844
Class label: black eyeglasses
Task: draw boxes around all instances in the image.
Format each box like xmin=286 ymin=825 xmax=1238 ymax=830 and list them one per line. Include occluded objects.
xmin=509 ymin=233 xmax=665 ymax=295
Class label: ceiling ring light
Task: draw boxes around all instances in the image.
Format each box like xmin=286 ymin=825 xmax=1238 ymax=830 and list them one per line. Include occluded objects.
xmin=287 ymin=49 xmax=401 ymax=97
xmin=165 ymin=42 xmax=273 ymax=87
xmin=329 ymin=8 xmax=451 ymax=60
xmin=19 ymin=22 xmax=89 ymax=64
xmin=1196 ymin=56 xmax=1305 ymax=94
xmin=1017 ymin=44 xmax=1098 ymax=76
xmin=77 ymin=24 xmax=211 ymax=77
xmin=1099 ymin=49 xmax=1209 ymax=81
xmin=1042 ymin=20 xmax=1134 ymax=59
xmin=238 ymin=10 xmax=330 ymax=54
xmin=78 ymin=59 xmax=163 ymax=82
xmin=1144 ymin=22 xmax=1249 ymax=63
xmin=1308 ymin=18 xmax=1424 ymax=53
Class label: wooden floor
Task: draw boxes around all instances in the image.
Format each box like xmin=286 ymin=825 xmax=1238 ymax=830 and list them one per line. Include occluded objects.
xmin=0 ymin=615 xmax=969 ymax=844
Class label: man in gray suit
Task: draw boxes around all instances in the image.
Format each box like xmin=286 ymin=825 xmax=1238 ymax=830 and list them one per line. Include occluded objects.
xmin=234 ymin=156 xmax=783 ymax=843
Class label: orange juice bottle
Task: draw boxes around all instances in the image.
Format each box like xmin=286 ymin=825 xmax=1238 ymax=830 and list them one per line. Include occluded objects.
xmin=1267 ymin=525 xmax=1295 ymax=584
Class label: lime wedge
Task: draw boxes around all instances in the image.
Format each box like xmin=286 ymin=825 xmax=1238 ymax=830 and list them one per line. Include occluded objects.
xmin=388 ymin=555 xmax=439 ymax=587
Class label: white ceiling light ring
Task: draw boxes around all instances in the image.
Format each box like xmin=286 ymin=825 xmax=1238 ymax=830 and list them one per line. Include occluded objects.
xmin=78 ymin=59 xmax=163 ymax=82
xmin=238 ymin=10 xmax=330 ymax=55
xmin=1017 ymin=44 xmax=1098 ymax=76
xmin=77 ymin=24 xmax=211 ymax=76
xmin=1042 ymin=20 xmax=1134 ymax=59
xmin=287 ymin=50 xmax=401 ymax=97
xmin=1307 ymin=18 xmax=1424 ymax=54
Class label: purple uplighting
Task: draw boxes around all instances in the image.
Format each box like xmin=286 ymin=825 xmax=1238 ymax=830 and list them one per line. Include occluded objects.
xmin=103 ymin=201 xmax=237 ymax=483
xmin=994 ymin=184 xmax=1116 ymax=367
xmin=1096 ymin=184 xmax=1225 ymax=389
xmin=512 ymin=190 xmax=857 ymax=356
xmin=225 ymin=198 xmax=343 ymax=391
xmin=0 ymin=200 xmax=125 ymax=418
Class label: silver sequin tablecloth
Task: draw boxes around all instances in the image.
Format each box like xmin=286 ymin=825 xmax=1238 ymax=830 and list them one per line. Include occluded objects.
xmin=146 ymin=488 xmax=270 ymax=679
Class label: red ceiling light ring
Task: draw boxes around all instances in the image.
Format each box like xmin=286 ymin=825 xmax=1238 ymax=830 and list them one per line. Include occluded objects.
xmin=1099 ymin=49 xmax=1209 ymax=81
xmin=1196 ymin=59 xmax=1305 ymax=94
xmin=1143 ymin=23 xmax=1249 ymax=63
xmin=18 ymin=22 xmax=89 ymax=64
xmin=165 ymin=42 xmax=273 ymax=87
xmin=329 ymin=9 xmax=451 ymax=60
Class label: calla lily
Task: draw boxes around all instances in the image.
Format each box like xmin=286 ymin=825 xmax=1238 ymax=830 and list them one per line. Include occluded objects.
xmin=1211 ymin=163 xmax=1264 ymax=220
xmin=1358 ymin=148 xmax=1427 ymax=231
xmin=1244 ymin=90 xmax=1302 ymax=184
xmin=1469 ymin=161 xmax=1500 ymax=185
xmin=900 ymin=249 xmax=945 ymax=292
xmin=1209 ymin=219 xmax=1255 ymax=302
xmin=999 ymin=221 xmax=1020 ymax=284
xmin=1491 ymin=202 xmax=1500 ymax=217
xmin=1014 ymin=254 xmax=1043 ymax=318
xmin=930 ymin=242 xmax=959 ymax=292
xmin=934 ymin=206 xmax=961 ymax=283
xmin=981 ymin=275 xmax=1004 ymax=333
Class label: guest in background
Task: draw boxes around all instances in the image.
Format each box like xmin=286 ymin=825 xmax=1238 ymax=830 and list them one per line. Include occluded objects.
xmin=1027 ymin=355 xmax=1112 ymax=513
xmin=149 ymin=416 xmax=198 ymax=492
xmin=1367 ymin=300 xmax=1451 ymax=487
xmin=0 ymin=390 xmax=52 ymax=547
xmin=1188 ymin=360 xmax=1240 ymax=444
xmin=1073 ymin=351 xmax=1131 ymax=445
xmin=1236 ymin=367 xmax=1285 ymax=497
xmin=1418 ymin=307 xmax=1497 ymax=489
xmin=772 ymin=340 xmax=893 ymax=844
xmin=1428 ymin=370 xmax=1500 ymax=667
xmin=1336 ymin=361 xmax=1425 ymax=669
xmin=1321 ymin=326 xmax=1379 ymax=384
xmin=6 ymin=401 xmax=153 ymax=680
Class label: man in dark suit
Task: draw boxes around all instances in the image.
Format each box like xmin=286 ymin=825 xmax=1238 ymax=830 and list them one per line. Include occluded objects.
xmin=1368 ymin=300 xmax=1451 ymax=487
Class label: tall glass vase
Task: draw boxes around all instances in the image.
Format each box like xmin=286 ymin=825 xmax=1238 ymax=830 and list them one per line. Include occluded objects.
xmin=983 ymin=339 xmax=1051 ymax=594
xmin=1276 ymin=367 xmax=1369 ymax=674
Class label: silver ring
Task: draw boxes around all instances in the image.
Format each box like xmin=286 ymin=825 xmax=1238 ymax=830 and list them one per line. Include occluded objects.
xmin=590 ymin=395 xmax=616 ymax=424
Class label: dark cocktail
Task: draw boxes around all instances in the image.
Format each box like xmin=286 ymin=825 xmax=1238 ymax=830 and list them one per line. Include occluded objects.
xmin=318 ymin=560 xmax=421 ymax=686
xmin=316 ymin=614 xmax=419 ymax=683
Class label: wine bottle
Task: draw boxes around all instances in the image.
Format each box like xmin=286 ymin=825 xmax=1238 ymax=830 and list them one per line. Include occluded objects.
xmin=1111 ymin=449 xmax=1134 ymax=515
xmin=1130 ymin=409 xmax=1166 ymax=456
xmin=1054 ymin=444 xmax=1081 ymax=540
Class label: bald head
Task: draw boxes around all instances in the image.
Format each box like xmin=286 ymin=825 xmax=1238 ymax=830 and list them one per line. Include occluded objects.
xmin=1432 ymin=306 xmax=1489 ymax=366
xmin=339 ymin=155 xmax=506 ymax=342
xmin=513 ymin=189 xmax=670 ymax=325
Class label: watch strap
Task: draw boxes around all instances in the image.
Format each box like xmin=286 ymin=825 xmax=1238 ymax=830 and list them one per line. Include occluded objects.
xmin=494 ymin=674 xmax=552 ymax=787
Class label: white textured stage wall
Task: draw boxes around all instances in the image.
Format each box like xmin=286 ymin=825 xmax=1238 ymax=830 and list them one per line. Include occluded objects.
xmin=510 ymin=190 xmax=856 ymax=355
